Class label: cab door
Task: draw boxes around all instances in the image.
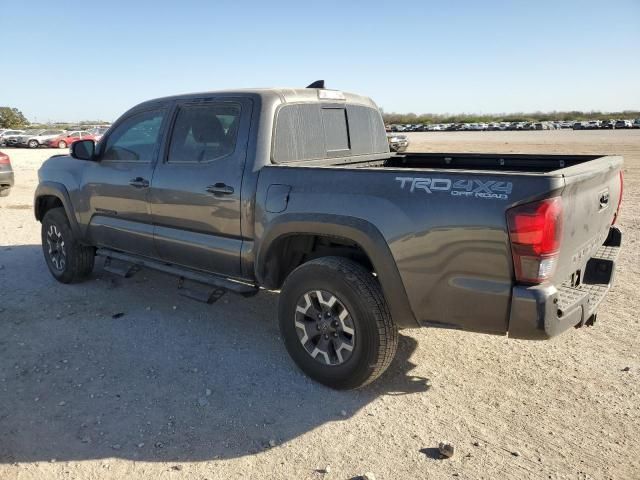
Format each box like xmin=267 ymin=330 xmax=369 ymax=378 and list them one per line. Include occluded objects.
xmin=81 ymin=107 xmax=169 ymax=255
xmin=149 ymin=97 xmax=252 ymax=277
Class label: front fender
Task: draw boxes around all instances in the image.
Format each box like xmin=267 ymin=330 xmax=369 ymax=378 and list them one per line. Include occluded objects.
xmin=34 ymin=181 xmax=82 ymax=238
xmin=256 ymin=213 xmax=419 ymax=328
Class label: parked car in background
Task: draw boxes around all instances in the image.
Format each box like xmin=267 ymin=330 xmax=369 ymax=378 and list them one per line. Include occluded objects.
xmin=386 ymin=133 xmax=409 ymax=152
xmin=634 ymin=118 xmax=640 ymax=129
xmin=17 ymin=129 xmax=66 ymax=148
xmin=601 ymin=120 xmax=615 ymax=129
xmin=0 ymin=129 xmax=25 ymax=146
xmin=48 ymin=131 xmax=95 ymax=149
xmin=0 ymin=150 xmax=14 ymax=197
xmin=615 ymin=120 xmax=633 ymax=129
xmin=572 ymin=122 xmax=586 ymax=130
xmin=586 ymin=120 xmax=602 ymax=130
xmin=4 ymin=129 xmax=42 ymax=146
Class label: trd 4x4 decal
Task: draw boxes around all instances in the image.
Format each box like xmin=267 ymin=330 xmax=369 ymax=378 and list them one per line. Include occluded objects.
xmin=395 ymin=177 xmax=513 ymax=200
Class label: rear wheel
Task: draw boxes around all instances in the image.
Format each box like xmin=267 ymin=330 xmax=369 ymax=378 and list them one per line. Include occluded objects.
xmin=58 ymin=140 xmax=67 ymax=149
xmin=28 ymin=139 xmax=39 ymax=148
xmin=41 ymin=207 xmax=95 ymax=283
xmin=279 ymin=256 xmax=398 ymax=389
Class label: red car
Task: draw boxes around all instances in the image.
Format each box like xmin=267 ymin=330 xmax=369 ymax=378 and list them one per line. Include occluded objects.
xmin=48 ymin=131 xmax=95 ymax=149
xmin=0 ymin=151 xmax=14 ymax=197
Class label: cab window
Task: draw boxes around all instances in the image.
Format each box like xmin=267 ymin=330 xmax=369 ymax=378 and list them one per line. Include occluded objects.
xmin=102 ymin=110 xmax=165 ymax=162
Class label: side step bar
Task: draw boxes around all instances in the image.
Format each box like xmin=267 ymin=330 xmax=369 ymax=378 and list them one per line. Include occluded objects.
xmin=96 ymin=248 xmax=259 ymax=297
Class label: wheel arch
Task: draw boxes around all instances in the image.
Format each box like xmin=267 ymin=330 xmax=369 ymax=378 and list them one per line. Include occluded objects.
xmin=256 ymin=213 xmax=419 ymax=328
xmin=34 ymin=182 xmax=82 ymax=238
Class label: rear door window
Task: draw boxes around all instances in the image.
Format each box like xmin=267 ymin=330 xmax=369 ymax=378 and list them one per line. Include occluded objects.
xmin=167 ymin=103 xmax=241 ymax=163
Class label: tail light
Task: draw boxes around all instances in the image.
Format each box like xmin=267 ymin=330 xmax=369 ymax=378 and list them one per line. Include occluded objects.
xmin=507 ymin=196 xmax=563 ymax=284
xmin=612 ymin=171 xmax=623 ymax=225
xmin=0 ymin=154 xmax=10 ymax=165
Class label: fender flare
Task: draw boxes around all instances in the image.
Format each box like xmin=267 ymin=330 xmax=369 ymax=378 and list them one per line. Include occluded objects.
xmin=34 ymin=181 xmax=82 ymax=238
xmin=256 ymin=213 xmax=419 ymax=328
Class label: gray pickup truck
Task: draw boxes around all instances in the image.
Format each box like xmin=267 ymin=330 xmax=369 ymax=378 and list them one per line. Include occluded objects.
xmin=34 ymin=84 xmax=623 ymax=389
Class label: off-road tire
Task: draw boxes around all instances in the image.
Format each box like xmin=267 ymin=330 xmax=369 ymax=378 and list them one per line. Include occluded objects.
xmin=279 ymin=256 xmax=398 ymax=390
xmin=41 ymin=207 xmax=95 ymax=283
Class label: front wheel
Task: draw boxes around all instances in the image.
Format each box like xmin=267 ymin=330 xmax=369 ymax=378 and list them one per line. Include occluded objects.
xmin=28 ymin=139 xmax=39 ymax=148
xmin=58 ymin=140 xmax=67 ymax=149
xmin=41 ymin=207 xmax=95 ymax=283
xmin=278 ymin=257 xmax=398 ymax=390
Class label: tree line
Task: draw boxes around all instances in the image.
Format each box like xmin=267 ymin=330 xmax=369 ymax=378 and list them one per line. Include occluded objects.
xmin=382 ymin=110 xmax=640 ymax=125
xmin=3 ymin=105 xmax=639 ymax=130
xmin=0 ymin=107 xmax=109 ymax=129
xmin=0 ymin=107 xmax=29 ymax=128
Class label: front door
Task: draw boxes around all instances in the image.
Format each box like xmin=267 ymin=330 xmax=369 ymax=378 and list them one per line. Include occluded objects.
xmin=149 ymin=98 xmax=252 ymax=277
xmin=81 ymin=107 xmax=168 ymax=256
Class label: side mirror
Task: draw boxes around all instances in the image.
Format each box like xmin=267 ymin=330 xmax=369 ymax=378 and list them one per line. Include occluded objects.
xmin=70 ymin=139 xmax=96 ymax=160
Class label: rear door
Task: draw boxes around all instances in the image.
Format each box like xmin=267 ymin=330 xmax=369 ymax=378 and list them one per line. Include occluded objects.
xmin=81 ymin=107 xmax=169 ymax=255
xmin=148 ymin=97 xmax=252 ymax=277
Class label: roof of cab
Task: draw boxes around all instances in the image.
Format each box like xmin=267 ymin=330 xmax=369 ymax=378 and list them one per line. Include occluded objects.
xmin=131 ymin=88 xmax=378 ymax=111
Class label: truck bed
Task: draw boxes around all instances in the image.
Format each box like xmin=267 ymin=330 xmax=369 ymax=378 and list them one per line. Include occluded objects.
xmin=384 ymin=152 xmax=603 ymax=173
xmin=260 ymin=151 xmax=622 ymax=337
xmin=294 ymin=151 xmax=607 ymax=174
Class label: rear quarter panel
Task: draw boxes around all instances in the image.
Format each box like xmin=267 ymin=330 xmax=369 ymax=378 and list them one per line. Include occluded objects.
xmin=255 ymin=165 xmax=564 ymax=334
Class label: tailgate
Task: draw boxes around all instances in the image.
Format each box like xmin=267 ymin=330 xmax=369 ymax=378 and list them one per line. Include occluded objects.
xmin=555 ymin=155 xmax=623 ymax=284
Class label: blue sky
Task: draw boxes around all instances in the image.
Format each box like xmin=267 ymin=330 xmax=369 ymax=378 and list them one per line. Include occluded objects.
xmin=1 ymin=0 xmax=638 ymax=122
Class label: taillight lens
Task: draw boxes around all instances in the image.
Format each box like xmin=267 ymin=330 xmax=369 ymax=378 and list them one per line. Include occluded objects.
xmin=507 ymin=196 xmax=563 ymax=284
xmin=0 ymin=154 xmax=10 ymax=165
xmin=612 ymin=171 xmax=623 ymax=225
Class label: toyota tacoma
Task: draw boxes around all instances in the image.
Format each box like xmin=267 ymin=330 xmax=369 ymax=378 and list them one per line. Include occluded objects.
xmin=34 ymin=83 xmax=623 ymax=389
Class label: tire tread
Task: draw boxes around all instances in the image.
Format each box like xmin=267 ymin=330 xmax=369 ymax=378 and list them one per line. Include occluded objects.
xmin=42 ymin=207 xmax=94 ymax=283
xmin=281 ymin=256 xmax=398 ymax=389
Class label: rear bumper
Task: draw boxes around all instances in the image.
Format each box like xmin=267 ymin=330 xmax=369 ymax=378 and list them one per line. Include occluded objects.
xmin=508 ymin=226 xmax=622 ymax=340
xmin=0 ymin=170 xmax=14 ymax=189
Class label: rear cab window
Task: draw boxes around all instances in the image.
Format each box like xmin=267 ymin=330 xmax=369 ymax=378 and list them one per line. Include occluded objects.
xmin=272 ymin=102 xmax=388 ymax=163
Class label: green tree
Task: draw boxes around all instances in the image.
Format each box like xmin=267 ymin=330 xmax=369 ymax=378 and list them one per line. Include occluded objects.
xmin=0 ymin=107 xmax=30 ymax=128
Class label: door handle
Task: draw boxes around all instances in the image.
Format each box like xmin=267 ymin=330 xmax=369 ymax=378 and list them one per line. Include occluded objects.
xmin=206 ymin=183 xmax=234 ymax=195
xmin=129 ymin=177 xmax=149 ymax=188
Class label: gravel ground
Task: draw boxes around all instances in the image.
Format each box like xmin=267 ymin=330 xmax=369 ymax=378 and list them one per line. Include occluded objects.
xmin=1 ymin=130 xmax=638 ymax=479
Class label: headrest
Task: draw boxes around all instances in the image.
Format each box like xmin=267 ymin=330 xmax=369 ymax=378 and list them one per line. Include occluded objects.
xmin=188 ymin=108 xmax=226 ymax=143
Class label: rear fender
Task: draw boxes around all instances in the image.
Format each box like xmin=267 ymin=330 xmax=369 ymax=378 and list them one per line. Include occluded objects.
xmin=256 ymin=213 xmax=419 ymax=328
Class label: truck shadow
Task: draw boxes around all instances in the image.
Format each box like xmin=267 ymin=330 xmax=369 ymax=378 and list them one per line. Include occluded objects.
xmin=0 ymin=244 xmax=430 ymax=463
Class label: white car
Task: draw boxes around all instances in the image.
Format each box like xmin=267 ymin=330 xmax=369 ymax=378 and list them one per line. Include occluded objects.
xmin=615 ymin=120 xmax=633 ymax=129
xmin=87 ymin=125 xmax=111 ymax=142
xmin=16 ymin=129 xmax=66 ymax=148
xmin=0 ymin=129 xmax=25 ymax=146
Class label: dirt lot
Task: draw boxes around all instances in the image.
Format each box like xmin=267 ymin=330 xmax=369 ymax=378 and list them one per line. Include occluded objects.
xmin=1 ymin=130 xmax=638 ymax=480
